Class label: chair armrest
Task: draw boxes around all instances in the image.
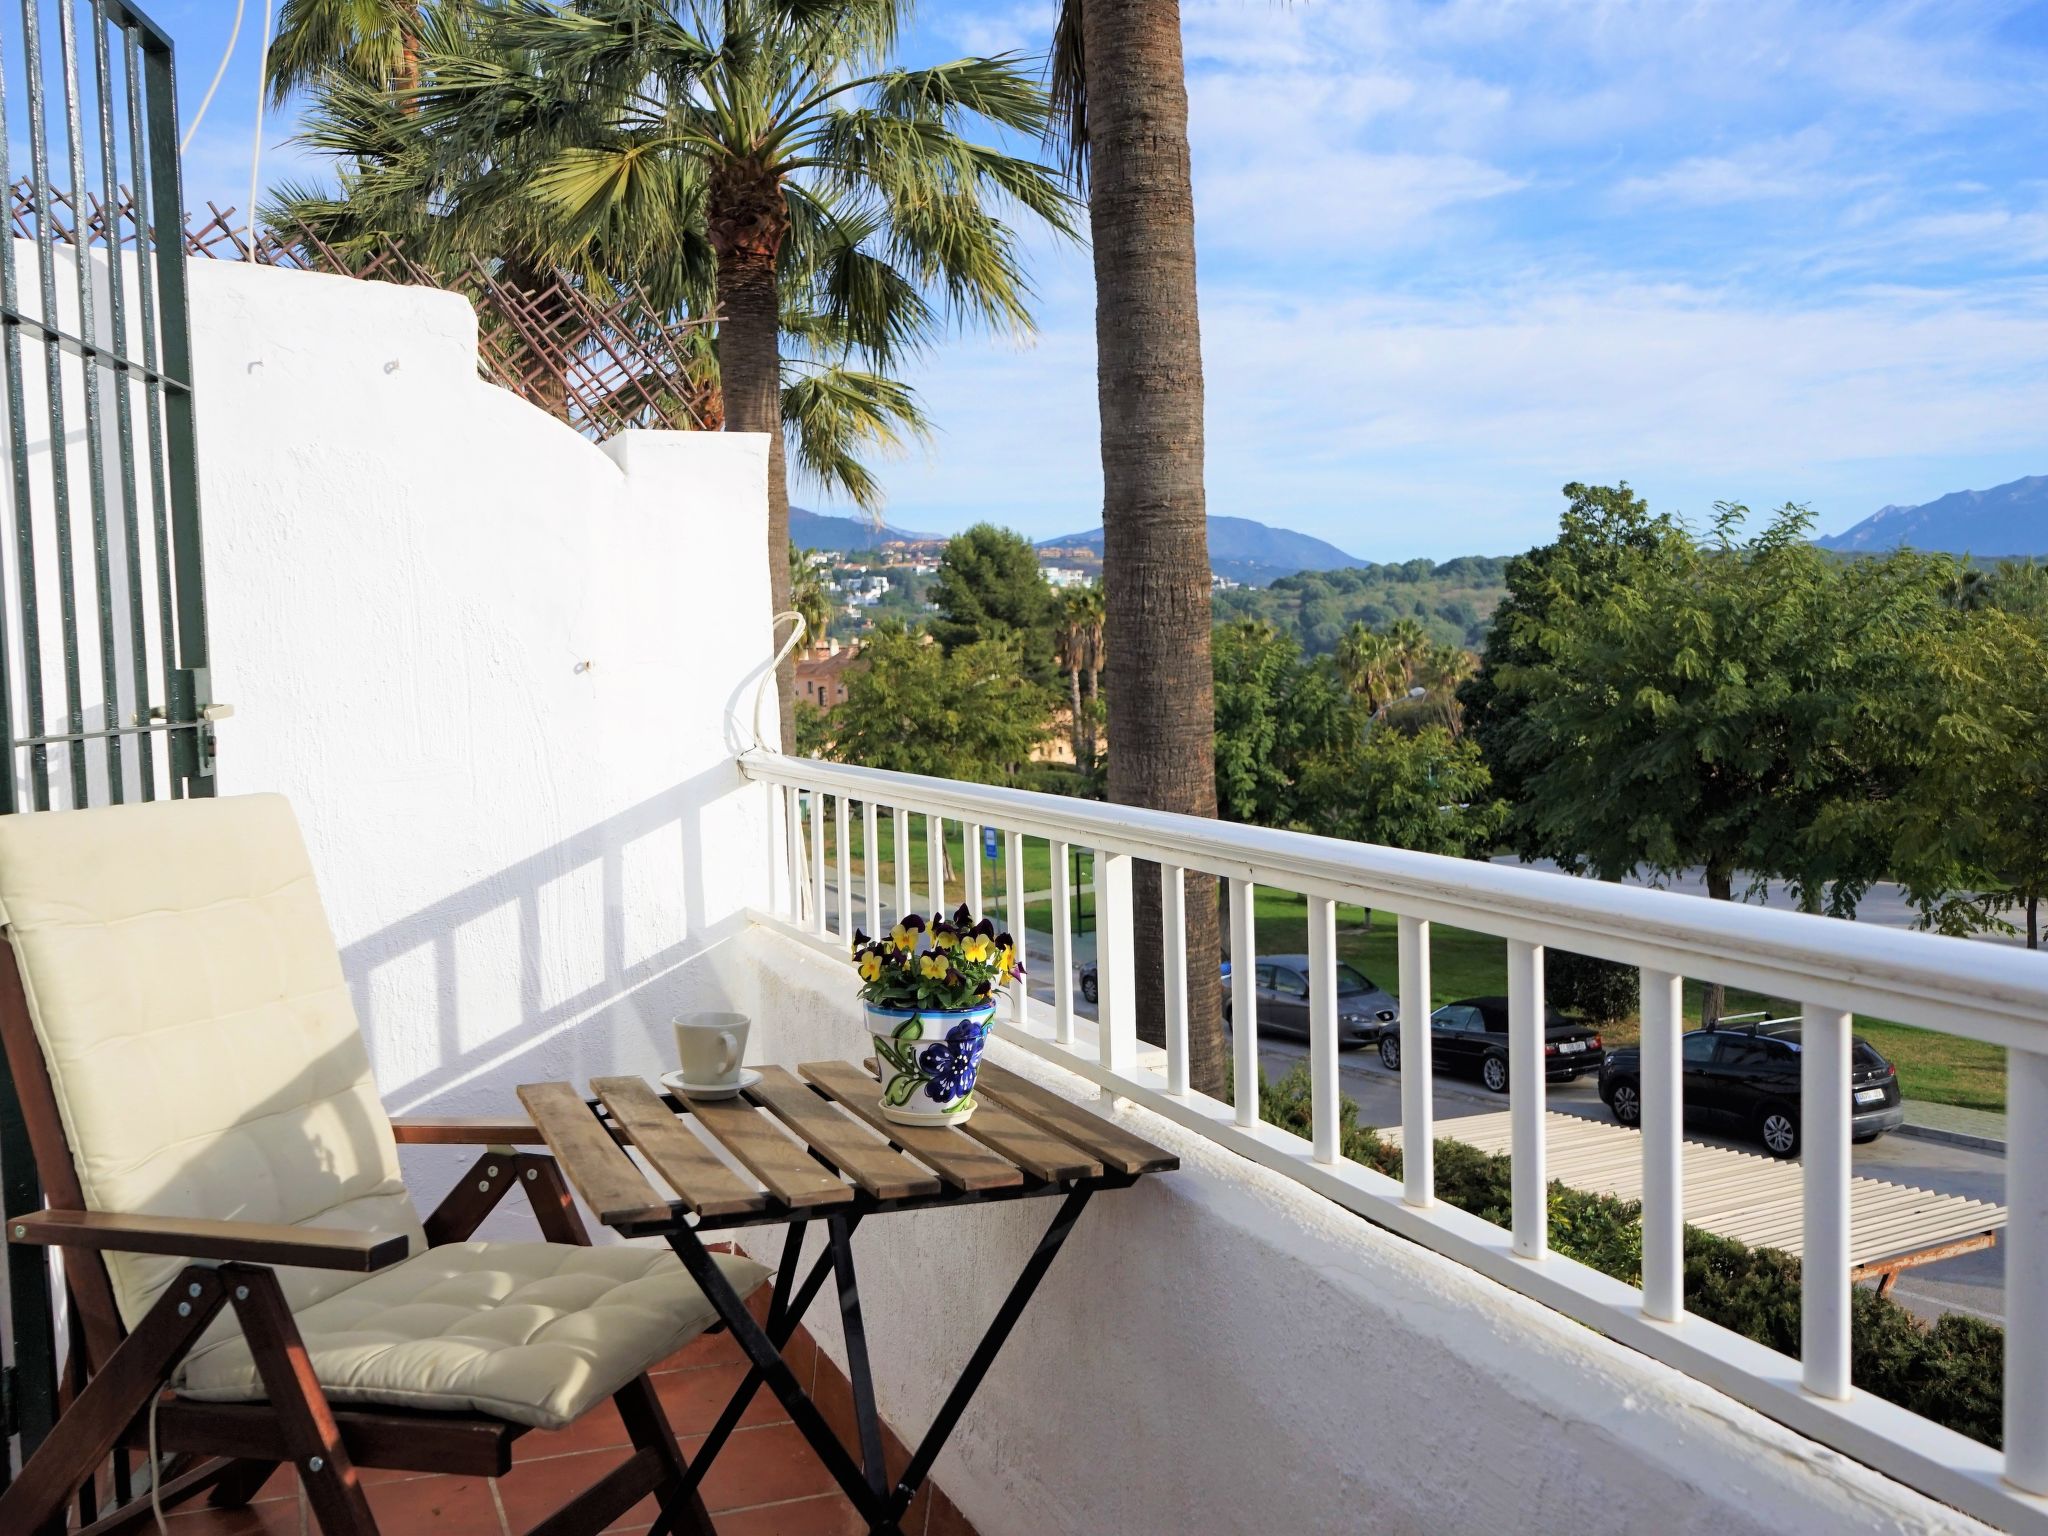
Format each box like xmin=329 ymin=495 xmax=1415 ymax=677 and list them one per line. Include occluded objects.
xmin=390 ymin=1115 xmax=544 ymax=1146
xmin=7 ymin=1209 xmax=411 ymax=1272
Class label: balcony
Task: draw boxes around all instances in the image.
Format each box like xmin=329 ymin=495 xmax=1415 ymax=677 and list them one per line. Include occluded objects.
xmin=8 ymin=235 xmax=2044 ymax=1536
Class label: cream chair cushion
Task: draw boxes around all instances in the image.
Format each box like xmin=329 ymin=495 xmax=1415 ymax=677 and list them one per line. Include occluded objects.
xmin=174 ymin=1240 xmax=767 ymax=1430
xmin=0 ymin=794 xmax=421 ymax=1329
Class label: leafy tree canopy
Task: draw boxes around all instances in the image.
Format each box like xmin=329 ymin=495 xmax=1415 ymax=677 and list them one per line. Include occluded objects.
xmin=927 ymin=523 xmax=1059 ymax=683
xmin=826 ymin=623 xmax=1052 ymax=784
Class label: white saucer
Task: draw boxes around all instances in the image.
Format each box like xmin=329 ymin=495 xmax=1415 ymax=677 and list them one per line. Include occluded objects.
xmin=660 ymin=1067 xmax=762 ymax=1102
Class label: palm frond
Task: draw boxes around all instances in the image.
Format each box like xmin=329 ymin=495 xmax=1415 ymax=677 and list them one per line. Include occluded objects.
xmin=782 ymin=361 xmax=932 ymax=511
xmin=1047 ymin=0 xmax=1087 ymax=186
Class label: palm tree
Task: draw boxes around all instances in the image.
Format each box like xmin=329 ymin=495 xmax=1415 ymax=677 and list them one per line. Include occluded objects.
xmin=268 ymin=0 xmax=433 ymax=105
xmin=1054 ymin=584 xmax=1106 ymax=769
xmin=789 ymin=543 xmax=834 ymax=652
xmin=1052 ymin=0 xmax=1223 ymax=1092
xmin=1336 ymin=622 xmax=1402 ymax=717
xmin=419 ymin=1 xmax=1073 ymax=750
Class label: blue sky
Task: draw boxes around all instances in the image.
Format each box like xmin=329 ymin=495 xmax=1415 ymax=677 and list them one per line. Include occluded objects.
xmin=128 ymin=2 xmax=2048 ymax=554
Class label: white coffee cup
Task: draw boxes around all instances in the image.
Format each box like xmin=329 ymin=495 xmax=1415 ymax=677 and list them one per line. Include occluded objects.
xmin=675 ymin=1012 xmax=749 ymax=1086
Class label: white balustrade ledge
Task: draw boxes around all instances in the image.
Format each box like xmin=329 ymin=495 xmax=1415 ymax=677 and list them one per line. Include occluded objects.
xmin=743 ymin=751 xmax=2048 ymax=1535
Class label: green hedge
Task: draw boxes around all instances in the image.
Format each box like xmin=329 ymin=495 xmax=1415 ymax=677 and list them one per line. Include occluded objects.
xmin=1259 ymin=1064 xmax=2002 ymax=1447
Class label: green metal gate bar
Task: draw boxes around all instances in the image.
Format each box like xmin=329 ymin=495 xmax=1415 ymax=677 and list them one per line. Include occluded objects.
xmin=0 ymin=0 xmax=215 ymax=1492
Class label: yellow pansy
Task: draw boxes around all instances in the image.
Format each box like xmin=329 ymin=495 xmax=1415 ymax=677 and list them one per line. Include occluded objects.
xmin=996 ymin=944 xmax=1015 ymax=974
xmin=933 ymin=929 xmax=959 ymax=950
xmin=962 ymin=934 xmax=993 ymax=964
xmin=857 ymin=952 xmax=884 ymax=983
xmin=919 ymin=952 xmax=950 ymax=981
xmin=890 ymin=924 xmax=917 ymax=951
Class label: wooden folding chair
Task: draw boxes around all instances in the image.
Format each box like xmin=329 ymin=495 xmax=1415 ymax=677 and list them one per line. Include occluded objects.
xmin=0 ymin=794 xmax=766 ymax=1535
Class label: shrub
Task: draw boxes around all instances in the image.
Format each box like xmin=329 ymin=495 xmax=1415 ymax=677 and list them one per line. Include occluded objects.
xmin=1546 ymin=948 xmax=1639 ymax=1024
xmin=1257 ymin=1064 xmax=2002 ymax=1447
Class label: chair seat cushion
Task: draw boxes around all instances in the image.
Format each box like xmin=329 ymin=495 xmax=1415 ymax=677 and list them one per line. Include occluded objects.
xmin=174 ymin=1240 xmax=767 ymax=1431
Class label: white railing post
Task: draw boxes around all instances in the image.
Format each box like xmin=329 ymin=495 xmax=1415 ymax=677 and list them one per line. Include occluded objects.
xmin=2006 ymin=1047 xmax=2048 ymax=1492
xmin=1398 ymin=915 xmax=1432 ymax=1207
xmin=891 ymin=806 xmax=911 ymax=925
xmin=1162 ymin=864 xmax=1189 ymax=1095
xmin=783 ymin=784 xmax=805 ymax=926
xmin=926 ymin=814 xmax=946 ymax=915
xmin=1308 ymin=896 xmax=1339 ymax=1164
xmin=834 ymin=795 xmax=851 ymax=942
xmin=1230 ymin=878 xmax=1258 ymax=1128
xmin=1051 ymin=840 xmax=1075 ymax=1044
xmin=810 ymin=789 xmax=828 ymax=937
xmin=862 ymin=800 xmax=881 ymax=937
xmin=1508 ymin=939 xmax=1546 ymax=1259
xmin=1640 ymin=968 xmax=1684 ymax=1321
xmin=1096 ymin=850 xmax=1136 ymax=1098
xmin=964 ymin=821 xmax=983 ymax=915
xmin=1801 ymin=1004 xmax=1852 ymax=1400
xmin=1005 ymin=829 xmax=1025 ymax=1020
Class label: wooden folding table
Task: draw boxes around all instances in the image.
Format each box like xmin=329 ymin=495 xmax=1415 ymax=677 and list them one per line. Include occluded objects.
xmin=516 ymin=1060 xmax=1178 ymax=1535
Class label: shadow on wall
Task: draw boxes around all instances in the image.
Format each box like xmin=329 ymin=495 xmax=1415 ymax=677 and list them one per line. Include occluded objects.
xmin=337 ymin=759 xmax=768 ymax=1120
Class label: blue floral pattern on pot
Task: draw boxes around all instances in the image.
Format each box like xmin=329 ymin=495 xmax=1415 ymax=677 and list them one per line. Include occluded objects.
xmin=865 ymin=1003 xmax=996 ymax=1123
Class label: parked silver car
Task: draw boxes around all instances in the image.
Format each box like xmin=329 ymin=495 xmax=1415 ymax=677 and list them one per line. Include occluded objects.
xmin=1222 ymin=954 xmax=1397 ymax=1047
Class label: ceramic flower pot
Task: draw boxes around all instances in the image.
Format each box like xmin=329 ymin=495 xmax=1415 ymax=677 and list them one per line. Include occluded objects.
xmin=865 ymin=1002 xmax=996 ymax=1126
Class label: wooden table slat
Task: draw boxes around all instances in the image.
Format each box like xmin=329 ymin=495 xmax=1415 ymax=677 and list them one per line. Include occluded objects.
xmin=744 ymin=1066 xmax=941 ymax=1201
xmin=971 ymin=1062 xmax=1180 ymax=1176
xmin=685 ymin=1090 xmax=856 ymax=1210
xmin=800 ymin=1061 xmax=1024 ymax=1191
xmin=859 ymin=1058 xmax=1101 ymax=1183
xmin=590 ymin=1077 xmax=771 ymax=1220
xmin=516 ymin=1082 xmax=673 ymax=1228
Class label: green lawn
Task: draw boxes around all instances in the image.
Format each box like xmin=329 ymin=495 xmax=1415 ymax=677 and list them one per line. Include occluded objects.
xmin=815 ymin=807 xmax=2006 ymax=1112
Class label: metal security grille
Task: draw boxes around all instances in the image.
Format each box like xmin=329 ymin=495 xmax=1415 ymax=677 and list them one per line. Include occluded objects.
xmin=0 ymin=0 xmax=216 ymax=1490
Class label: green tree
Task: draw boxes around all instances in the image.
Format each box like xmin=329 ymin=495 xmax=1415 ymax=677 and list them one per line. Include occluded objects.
xmin=1884 ymin=605 xmax=2048 ymax=947
xmin=827 ymin=625 xmax=1052 ymax=784
xmin=1211 ymin=620 xmax=1349 ymax=829
xmin=1484 ymin=498 xmax=1925 ymax=1023
xmin=928 ymin=524 xmax=1059 ymax=683
xmin=1054 ymin=584 xmax=1106 ymax=770
xmin=1299 ymin=724 xmax=1505 ymax=858
xmin=415 ymin=0 xmax=1073 ymax=750
xmin=789 ymin=544 xmax=834 ymax=649
xmin=268 ymin=0 xmax=429 ymax=104
xmin=1053 ymin=0 xmax=1224 ymax=1092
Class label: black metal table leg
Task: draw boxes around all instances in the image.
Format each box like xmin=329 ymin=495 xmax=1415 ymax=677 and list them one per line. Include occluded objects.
xmin=828 ymin=1214 xmax=888 ymax=1498
xmin=883 ymin=1186 xmax=1096 ymax=1528
xmin=664 ymin=1224 xmax=892 ymax=1530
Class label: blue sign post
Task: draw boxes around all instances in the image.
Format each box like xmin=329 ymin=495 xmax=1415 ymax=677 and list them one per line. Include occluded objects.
xmin=983 ymin=826 xmax=999 ymax=861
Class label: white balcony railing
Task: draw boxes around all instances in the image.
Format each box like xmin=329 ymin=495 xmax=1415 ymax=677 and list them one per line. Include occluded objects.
xmin=738 ymin=751 xmax=2048 ymax=1535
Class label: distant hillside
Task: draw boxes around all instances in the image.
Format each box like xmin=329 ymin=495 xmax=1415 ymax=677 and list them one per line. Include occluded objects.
xmin=1039 ymin=514 xmax=1363 ymax=587
xmin=1214 ymin=556 xmax=1512 ymax=653
xmin=790 ymin=505 xmax=942 ymax=551
xmin=1816 ymin=475 xmax=2048 ymax=556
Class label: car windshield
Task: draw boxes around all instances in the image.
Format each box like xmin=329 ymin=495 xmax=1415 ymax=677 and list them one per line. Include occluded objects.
xmin=1335 ymin=964 xmax=1378 ymax=995
xmin=1854 ymin=1042 xmax=1888 ymax=1071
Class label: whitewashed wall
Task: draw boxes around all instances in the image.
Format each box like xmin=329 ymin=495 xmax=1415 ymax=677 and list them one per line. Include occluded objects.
xmin=720 ymin=928 xmax=1997 ymax=1536
xmin=181 ymin=258 xmax=781 ymax=1186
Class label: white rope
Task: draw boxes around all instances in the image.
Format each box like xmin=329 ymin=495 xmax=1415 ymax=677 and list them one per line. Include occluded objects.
xmin=245 ymin=0 xmax=277 ymax=258
xmin=146 ymin=1387 xmax=168 ymax=1533
xmin=179 ymin=0 xmax=247 ymax=153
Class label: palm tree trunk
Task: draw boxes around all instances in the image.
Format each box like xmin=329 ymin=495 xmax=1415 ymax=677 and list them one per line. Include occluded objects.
xmin=1081 ymin=0 xmax=1224 ymax=1095
xmin=1069 ymin=665 xmax=1086 ymax=764
xmin=711 ymin=179 xmax=794 ymax=750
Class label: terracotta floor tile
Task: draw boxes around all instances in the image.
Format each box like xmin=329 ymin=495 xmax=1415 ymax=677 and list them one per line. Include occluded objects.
xmin=656 ymin=1327 xmax=746 ymax=1373
xmin=364 ymin=1473 xmax=507 ymax=1535
xmin=716 ymin=1492 xmax=873 ymax=1535
xmin=684 ymin=1421 xmax=843 ymax=1513
xmin=652 ymin=1359 xmax=791 ymax=1438
xmin=164 ymin=1501 xmax=306 ymax=1534
xmin=516 ymin=1398 xmax=632 ymax=1460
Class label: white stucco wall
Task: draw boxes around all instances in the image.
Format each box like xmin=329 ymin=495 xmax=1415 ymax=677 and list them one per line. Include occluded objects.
xmin=718 ymin=926 xmax=1995 ymax=1536
xmin=181 ymin=258 xmax=781 ymax=1189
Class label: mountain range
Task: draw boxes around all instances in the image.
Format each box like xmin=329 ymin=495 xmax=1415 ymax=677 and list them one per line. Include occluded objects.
xmin=788 ymin=506 xmax=940 ymax=550
xmin=1816 ymin=474 xmax=2048 ymax=556
xmin=1039 ymin=515 xmax=1363 ymax=586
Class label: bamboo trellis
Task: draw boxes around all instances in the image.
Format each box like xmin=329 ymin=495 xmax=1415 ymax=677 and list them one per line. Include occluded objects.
xmin=8 ymin=180 xmax=719 ymax=439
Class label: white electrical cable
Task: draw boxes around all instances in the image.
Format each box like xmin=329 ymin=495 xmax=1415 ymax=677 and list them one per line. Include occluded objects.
xmin=246 ymin=0 xmax=277 ymax=257
xmin=751 ymin=611 xmax=808 ymax=752
xmin=147 ymin=1387 xmax=167 ymax=1533
xmin=179 ymin=0 xmax=247 ymax=153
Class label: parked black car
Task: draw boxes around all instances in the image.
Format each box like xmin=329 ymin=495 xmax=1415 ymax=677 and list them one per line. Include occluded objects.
xmin=1597 ymin=1019 xmax=1904 ymax=1158
xmin=1378 ymin=995 xmax=1602 ymax=1092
